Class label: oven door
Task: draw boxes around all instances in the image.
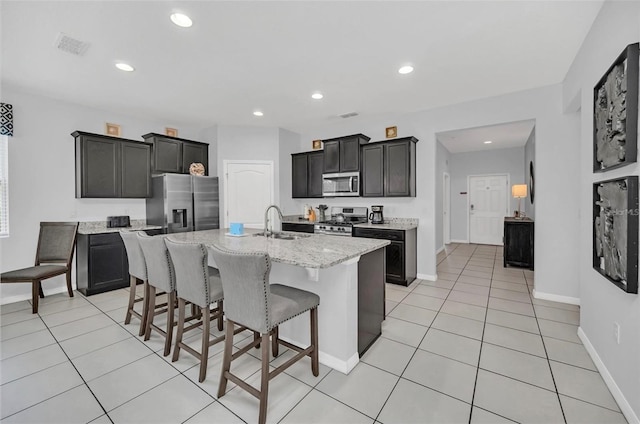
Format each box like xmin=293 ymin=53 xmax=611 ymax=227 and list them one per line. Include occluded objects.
xmin=322 ymin=172 xmax=360 ymax=197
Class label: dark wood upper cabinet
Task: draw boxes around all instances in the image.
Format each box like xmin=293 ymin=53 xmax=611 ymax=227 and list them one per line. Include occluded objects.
xmin=322 ymin=134 xmax=370 ymax=173
xmin=142 ymin=133 xmax=208 ymax=175
xmin=73 ymin=131 xmax=151 ymax=198
xmin=361 ymin=136 xmax=418 ymax=197
xmin=292 ymin=151 xmax=324 ymax=198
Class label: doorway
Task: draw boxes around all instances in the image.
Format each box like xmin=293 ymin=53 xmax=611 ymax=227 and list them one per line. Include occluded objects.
xmin=468 ymin=174 xmax=509 ymax=245
xmin=223 ymin=160 xmax=274 ymax=229
xmin=443 ymin=172 xmax=451 ymax=244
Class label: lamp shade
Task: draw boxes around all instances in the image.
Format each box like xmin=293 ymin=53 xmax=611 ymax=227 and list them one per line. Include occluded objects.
xmin=512 ymin=184 xmax=527 ymax=198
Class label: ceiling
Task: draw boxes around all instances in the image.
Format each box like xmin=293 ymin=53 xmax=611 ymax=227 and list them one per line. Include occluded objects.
xmin=1 ymin=1 xmax=603 ymax=133
xmin=436 ymin=119 xmax=536 ymax=153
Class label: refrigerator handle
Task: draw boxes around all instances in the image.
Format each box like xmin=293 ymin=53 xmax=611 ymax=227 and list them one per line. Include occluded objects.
xmin=172 ymin=209 xmax=188 ymax=229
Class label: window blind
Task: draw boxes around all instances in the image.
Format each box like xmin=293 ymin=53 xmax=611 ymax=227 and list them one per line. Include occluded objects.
xmin=0 ymin=135 xmax=8 ymax=237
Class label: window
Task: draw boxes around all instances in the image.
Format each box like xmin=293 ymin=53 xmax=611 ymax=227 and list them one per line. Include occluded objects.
xmin=0 ymin=135 xmax=8 ymax=237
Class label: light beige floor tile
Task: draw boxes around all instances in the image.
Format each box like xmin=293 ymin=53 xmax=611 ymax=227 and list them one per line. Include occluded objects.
xmin=0 ymin=329 xmax=56 ymax=360
xmin=470 ymin=407 xmax=516 ymax=423
xmin=362 ymin=337 xmax=415 ymax=376
xmin=437 ymin=271 xmax=461 ymax=281
xmin=48 ymin=314 xmax=114 ymax=341
xmin=419 ymin=328 xmax=481 ymax=366
xmin=544 ymin=337 xmax=595 ymax=370
xmin=560 ymin=395 xmax=627 ymax=424
xmin=269 ymin=349 xmax=331 ymax=387
xmin=491 ymin=273 xmax=526 ymax=284
xmin=378 ymin=378 xmax=471 ymax=424
xmin=490 ymin=279 xmax=529 ymax=293
xmin=431 ymin=312 xmax=485 ymax=340
xmin=440 ymin=300 xmax=487 ymax=322
xmin=485 ymin=309 xmax=539 ymax=334
xmin=479 ymin=343 xmax=555 ymax=390
xmin=411 ymin=284 xmax=450 ymax=299
xmin=388 ymin=304 xmax=437 ymax=326
xmin=447 ymin=290 xmax=488 ymax=307
xmin=280 ymin=388 xmax=373 ymax=424
xmin=538 ymin=319 xmax=581 ymax=344
xmin=488 ymin=297 xmax=535 ymax=317
xmin=534 ymin=304 xmax=580 ymax=325
xmin=59 ymin=323 xmax=132 ymax=359
xmin=40 ymin=304 xmax=102 ymax=328
xmin=457 ymin=275 xmax=491 ymax=287
xmin=36 ymin=296 xmax=91 ymax=316
xmin=452 ymin=282 xmax=490 ymax=296
xmin=421 ymin=279 xmax=455 ymax=289
xmin=385 ymin=300 xmax=398 ymax=316
xmin=401 ymin=292 xmax=445 ymax=311
xmin=184 ymin=401 xmax=244 ymax=424
xmin=490 ymin=287 xmax=531 ymax=303
xmin=72 ymin=338 xmax=153 ymax=381
xmin=0 ymin=343 xmax=68 ymax=384
xmin=1 ymin=309 xmax=41 ymax=327
xmin=381 ymin=317 xmax=428 ymax=347
xmin=483 ymin=324 xmax=546 ymax=357
xmin=462 ymin=269 xmax=493 ymax=279
xmin=0 ymin=300 xmax=31 ymax=315
xmin=532 ymin=297 xmax=580 ymax=311
xmin=1 ymin=318 xmax=47 ymax=341
xmin=385 ymin=288 xmax=409 ymax=303
xmin=550 ymin=361 xmax=619 ymax=411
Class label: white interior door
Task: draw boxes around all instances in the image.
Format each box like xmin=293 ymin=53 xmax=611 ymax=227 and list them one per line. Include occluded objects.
xmin=223 ymin=161 xmax=274 ymax=229
xmin=468 ymin=174 xmax=508 ymax=245
xmin=443 ymin=172 xmax=451 ymax=244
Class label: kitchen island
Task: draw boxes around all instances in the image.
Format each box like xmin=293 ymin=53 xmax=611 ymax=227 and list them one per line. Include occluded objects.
xmin=168 ymin=228 xmax=389 ymax=374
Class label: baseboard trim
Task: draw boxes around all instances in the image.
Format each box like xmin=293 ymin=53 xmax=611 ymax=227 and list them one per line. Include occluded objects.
xmin=417 ymin=273 xmax=437 ymax=281
xmin=532 ymin=289 xmax=580 ymax=306
xmin=0 ymin=285 xmax=71 ymax=306
xmin=578 ymin=327 xmax=639 ymax=424
xmin=436 ymin=245 xmax=445 ymax=254
xmin=450 ymin=239 xmax=468 ymax=244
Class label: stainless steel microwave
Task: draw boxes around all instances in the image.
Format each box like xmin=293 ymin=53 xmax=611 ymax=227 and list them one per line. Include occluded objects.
xmin=322 ymin=172 xmax=360 ymax=197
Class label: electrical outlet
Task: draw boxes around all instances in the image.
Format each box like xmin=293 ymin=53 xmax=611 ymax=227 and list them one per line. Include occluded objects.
xmin=614 ymin=322 xmax=620 ymax=344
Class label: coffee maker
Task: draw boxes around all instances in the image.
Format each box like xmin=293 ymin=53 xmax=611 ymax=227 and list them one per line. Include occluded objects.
xmin=369 ymin=205 xmax=384 ymax=224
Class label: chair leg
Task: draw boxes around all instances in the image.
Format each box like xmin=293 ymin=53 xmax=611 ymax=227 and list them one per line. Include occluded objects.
xmin=217 ymin=320 xmax=235 ymax=398
xmin=163 ymin=291 xmax=175 ymax=357
xmin=65 ymin=271 xmax=74 ymax=297
xmin=172 ymin=298 xmax=186 ymax=362
xmin=199 ymin=307 xmax=211 ymax=383
xmin=272 ymin=326 xmax=279 ymax=358
xmin=139 ymin=280 xmax=149 ymax=337
xmin=311 ymin=307 xmax=319 ymax=377
xmin=31 ymin=280 xmax=39 ymax=314
xmin=254 ymin=331 xmax=261 ymax=349
xmin=258 ymin=333 xmax=270 ymax=424
xmin=38 ymin=282 xmax=44 ymax=298
xmin=124 ymin=276 xmax=137 ymax=325
xmin=217 ymin=299 xmax=224 ymax=331
xmin=144 ymin=285 xmax=157 ymax=341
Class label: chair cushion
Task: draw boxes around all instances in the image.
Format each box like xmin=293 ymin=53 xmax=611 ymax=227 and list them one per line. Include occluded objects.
xmin=1 ymin=265 xmax=68 ymax=282
xmin=269 ymin=284 xmax=320 ymax=328
xmin=208 ymin=266 xmax=224 ymax=303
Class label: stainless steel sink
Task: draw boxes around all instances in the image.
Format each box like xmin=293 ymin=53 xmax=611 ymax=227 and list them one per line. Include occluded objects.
xmin=253 ymin=232 xmax=311 ymax=240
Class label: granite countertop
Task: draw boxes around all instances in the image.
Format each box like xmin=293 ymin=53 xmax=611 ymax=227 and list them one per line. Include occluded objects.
xmin=78 ymin=220 xmax=163 ymax=235
xmin=167 ymin=228 xmax=389 ymax=269
xmin=353 ymin=218 xmax=419 ymax=231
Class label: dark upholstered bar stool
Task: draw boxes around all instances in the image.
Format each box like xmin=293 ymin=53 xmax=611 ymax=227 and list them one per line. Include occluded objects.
xmin=136 ymin=232 xmax=176 ymax=357
xmin=120 ymin=230 xmax=149 ymax=336
xmin=165 ymin=239 xmax=228 ymax=383
xmin=210 ymin=245 xmax=319 ymax=424
xmin=1 ymin=222 xmax=78 ymax=314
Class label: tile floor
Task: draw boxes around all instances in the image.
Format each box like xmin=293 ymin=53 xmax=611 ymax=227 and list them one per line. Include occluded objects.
xmin=0 ymin=243 xmax=628 ymax=423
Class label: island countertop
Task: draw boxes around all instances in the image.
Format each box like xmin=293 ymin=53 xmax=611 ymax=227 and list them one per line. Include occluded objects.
xmin=167 ymin=229 xmax=389 ymax=269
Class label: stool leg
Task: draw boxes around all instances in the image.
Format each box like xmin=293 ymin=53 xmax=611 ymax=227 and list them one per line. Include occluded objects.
xmin=65 ymin=270 xmax=74 ymax=298
xmin=163 ymin=291 xmax=175 ymax=357
xmin=172 ymin=298 xmax=186 ymax=362
xmin=258 ymin=333 xmax=270 ymax=424
xmin=31 ymin=280 xmax=39 ymax=314
xmin=38 ymin=282 xmax=44 ymax=298
xmin=311 ymin=307 xmax=319 ymax=377
xmin=254 ymin=331 xmax=261 ymax=349
xmin=139 ymin=280 xmax=149 ymax=337
xmin=144 ymin=285 xmax=156 ymax=341
xmin=199 ymin=307 xmax=211 ymax=383
xmin=218 ymin=320 xmax=235 ymax=398
xmin=271 ymin=326 xmax=279 ymax=358
xmin=124 ymin=276 xmax=137 ymax=324
xmin=217 ymin=300 xmax=224 ymax=331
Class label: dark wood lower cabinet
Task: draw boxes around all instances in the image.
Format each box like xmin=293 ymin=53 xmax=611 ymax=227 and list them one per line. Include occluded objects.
xmin=503 ymin=218 xmax=534 ymax=270
xmin=76 ymin=229 xmax=162 ymax=296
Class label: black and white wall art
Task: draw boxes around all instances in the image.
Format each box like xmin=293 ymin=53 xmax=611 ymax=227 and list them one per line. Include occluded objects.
xmin=593 ymin=176 xmax=639 ymax=294
xmin=593 ymin=43 xmax=639 ymax=172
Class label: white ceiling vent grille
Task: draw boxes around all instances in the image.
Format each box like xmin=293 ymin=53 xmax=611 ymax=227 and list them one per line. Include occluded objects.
xmin=338 ymin=112 xmax=359 ymax=119
xmin=54 ymin=33 xmax=90 ymax=56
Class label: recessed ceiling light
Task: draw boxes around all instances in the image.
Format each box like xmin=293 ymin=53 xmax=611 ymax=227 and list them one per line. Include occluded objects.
xmin=115 ymin=62 xmax=134 ymax=72
xmin=311 ymin=92 xmax=324 ymax=100
xmin=170 ymin=13 xmax=193 ymax=28
xmin=398 ymin=65 xmax=414 ymax=74
xmin=484 ymin=140 xmax=493 ymax=144
xmin=253 ymin=111 xmax=264 ymax=117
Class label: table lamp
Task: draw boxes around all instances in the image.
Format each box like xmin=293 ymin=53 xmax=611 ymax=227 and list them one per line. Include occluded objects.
xmin=512 ymin=184 xmax=527 ymax=218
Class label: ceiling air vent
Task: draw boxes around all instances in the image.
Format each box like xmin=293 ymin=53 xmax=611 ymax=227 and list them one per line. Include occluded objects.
xmin=338 ymin=112 xmax=359 ymax=119
xmin=54 ymin=33 xmax=90 ymax=56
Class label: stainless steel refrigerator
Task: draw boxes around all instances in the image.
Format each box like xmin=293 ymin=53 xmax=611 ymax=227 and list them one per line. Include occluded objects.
xmin=146 ymin=174 xmax=219 ymax=233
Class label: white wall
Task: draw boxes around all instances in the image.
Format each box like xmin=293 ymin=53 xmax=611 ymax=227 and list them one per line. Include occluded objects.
xmin=448 ymin=147 xmax=525 ymax=242
xmin=0 ymin=85 xmax=207 ymax=303
xmin=435 ymin=140 xmax=451 ymax=250
xmin=563 ymin=1 xmax=640 ymax=420
xmin=523 ymin=128 xmax=536 ymax=219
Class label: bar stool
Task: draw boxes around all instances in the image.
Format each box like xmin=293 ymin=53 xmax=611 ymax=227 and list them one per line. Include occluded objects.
xmin=164 ymin=239 xmax=227 ymax=382
xmin=120 ymin=231 xmax=149 ymax=336
xmin=136 ymin=232 xmax=176 ymax=357
xmin=210 ymin=244 xmax=319 ymax=424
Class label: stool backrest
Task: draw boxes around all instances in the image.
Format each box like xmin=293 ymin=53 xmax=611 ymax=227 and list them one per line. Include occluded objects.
xmin=137 ymin=232 xmax=174 ymax=293
xmin=36 ymin=222 xmax=78 ymax=265
xmin=164 ymin=239 xmax=210 ymax=308
xmin=209 ymin=245 xmax=272 ymax=334
xmin=120 ymin=230 xmax=147 ymax=281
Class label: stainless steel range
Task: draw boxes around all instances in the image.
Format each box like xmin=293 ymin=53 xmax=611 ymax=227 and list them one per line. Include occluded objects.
xmin=314 ymin=206 xmax=368 ymax=236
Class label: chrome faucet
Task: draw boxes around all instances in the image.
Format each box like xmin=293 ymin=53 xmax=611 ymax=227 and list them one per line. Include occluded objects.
xmin=263 ymin=205 xmax=284 ymax=237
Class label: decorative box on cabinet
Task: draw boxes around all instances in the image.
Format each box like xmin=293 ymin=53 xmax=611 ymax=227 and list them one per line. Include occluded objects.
xmin=361 ymin=137 xmax=418 ymax=197
xmin=503 ymin=218 xmax=534 ymax=270
xmin=142 ymin=133 xmax=209 ymax=175
xmin=322 ymin=134 xmax=370 ymax=173
xmin=292 ymin=151 xmax=324 ymax=198
xmin=73 ymin=131 xmax=152 ymax=198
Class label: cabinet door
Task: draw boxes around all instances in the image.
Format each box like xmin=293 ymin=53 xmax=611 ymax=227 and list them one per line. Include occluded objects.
xmin=385 ymin=241 xmax=405 ymax=282
xmin=323 ymin=140 xmax=340 ymax=173
xmin=340 ymin=137 xmax=360 ymax=172
xmin=182 ymin=142 xmax=208 ymax=175
xmin=504 ymin=221 xmax=534 ymax=269
xmin=292 ymin=154 xmax=308 ymax=198
xmin=88 ymin=239 xmax=128 ymax=291
xmin=121 ymin=142 xmax=151 ymax=198
xmin=307 ymin=151 xmax=324 ymax=198
xmin=361 ymin=144 xmax=384 ymax=197
xmin=153 ymin=138 xmax=182 ymax=174
xmin=385 ymin=141 xmax=411 ymax=196
xmin=81 ymin=137 xmax=120 ymax=198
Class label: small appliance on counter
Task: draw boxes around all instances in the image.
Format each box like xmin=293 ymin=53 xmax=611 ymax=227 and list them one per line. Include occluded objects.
xmin=106 ymin=215 xmax=130 ymax=228
xmin=317 ymin=204 xmax=328 ymax=222
xmin=369 ymin=206 xmax=384 ymax=224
